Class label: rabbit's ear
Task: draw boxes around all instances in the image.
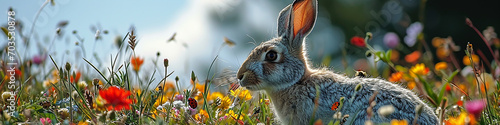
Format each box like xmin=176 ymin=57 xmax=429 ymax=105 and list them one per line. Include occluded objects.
xmin=277 ymin=0 xmax=317 ymax=49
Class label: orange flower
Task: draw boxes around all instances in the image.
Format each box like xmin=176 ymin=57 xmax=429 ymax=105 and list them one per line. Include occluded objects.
xmin=458 ymin=84 xmax=467 ymax=93
xmin=432 ymin=37 xmax=445 ymax=47
xmin=195 ymin=109 xmax=209 ymax=123
xmin=407 ymin=81 xmax=416 ymax=90
xmin=390 ymin=119 xmax=408 ymax=125
xmin=462 ymin=54 xmax=479 ymax=66
xmin=131 ymin=56 xmax=144 ymax=72
xmin=388 ymin=72 xmax=403 ymax=82
xmin=70 ymin=71 xmax=81 ymax=83
xmin=99 ymin=86 xmax=133 ymax=111
xmin=444 ymin=111 xmax=476 ymax=125
xmin=435 ymin=62 xmax=448 ymax=71
xmin=436 ymin=47 xmax=450 ymax=60
xmin=405 ymin=51 xmax=421 ymax=64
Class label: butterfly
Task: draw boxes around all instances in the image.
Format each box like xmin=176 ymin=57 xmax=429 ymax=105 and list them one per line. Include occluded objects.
xmin=331 ymin=102 xmax=339 ymax=111
xmin=188 ymin=98 xmax=197 ymax=109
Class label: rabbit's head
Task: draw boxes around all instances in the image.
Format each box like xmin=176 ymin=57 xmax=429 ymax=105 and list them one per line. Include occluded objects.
xmin=237 ymin=0 xmax=317 ymax=91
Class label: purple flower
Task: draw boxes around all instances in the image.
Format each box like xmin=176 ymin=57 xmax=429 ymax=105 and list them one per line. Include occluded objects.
xmin=174 ymin=94 xmax=184 ymax=101
xmin=383 ymin=32 xmax=400 ymax=48
xmin=404 ymin=22 xmax=423 ymax=47
xmin=465 ymin=99 xmax=486 ymax=117
xmin=33 ymin=55 xmax=46 ymax=65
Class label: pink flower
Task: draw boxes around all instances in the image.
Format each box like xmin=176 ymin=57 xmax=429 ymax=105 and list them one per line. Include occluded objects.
xmin=40 ymin=117 xmax=51 ymax=125
xmin=383 ymin=32 xmax=399 ymax=48
xmin=465 ymin=99 xmax=486 ymax=117
xmin=33 ymin=55 xmax=46 ymax=65
xmin=175 ymin=94 xmax=184 ymax=101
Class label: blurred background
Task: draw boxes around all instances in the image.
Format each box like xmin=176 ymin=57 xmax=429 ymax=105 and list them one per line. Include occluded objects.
xmin=1 ymin=0 xmax=499 ymax=89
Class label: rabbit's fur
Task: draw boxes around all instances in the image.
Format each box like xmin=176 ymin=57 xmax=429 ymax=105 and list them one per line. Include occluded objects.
xmin=236 ymin=0 xmax=438 ymax=124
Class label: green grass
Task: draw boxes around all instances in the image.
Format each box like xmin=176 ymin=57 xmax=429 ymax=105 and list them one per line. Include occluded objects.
xmin=1 ymin=4 xmax=500 ymax=125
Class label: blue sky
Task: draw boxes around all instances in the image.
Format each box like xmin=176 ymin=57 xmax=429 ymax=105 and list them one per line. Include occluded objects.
xmin=1 ymin=0 xmax=345 ymax=89
xmin=0 ymin=0 xmax=281 ymax=88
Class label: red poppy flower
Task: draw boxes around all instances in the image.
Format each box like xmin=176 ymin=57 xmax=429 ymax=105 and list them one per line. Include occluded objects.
xmin=445 ymin=84 xmax=451 ymax=92
xmin=350 ymin=36 xmax=365 ymax=47
xmin=99 ymin=86 xmax=133 ymax=111
xmin=70 ymin=71 xmax=81 ymax=83
xmin=131 ymin=56 xmax=144 ymax=72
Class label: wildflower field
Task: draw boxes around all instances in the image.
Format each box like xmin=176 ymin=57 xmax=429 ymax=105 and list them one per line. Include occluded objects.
xmin=2 ymin=0 xmax=500 ymax=125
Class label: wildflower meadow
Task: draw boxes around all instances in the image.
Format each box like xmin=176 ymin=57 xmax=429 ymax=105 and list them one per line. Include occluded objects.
xmin=1 ymin=0 xmax=500 ymax=125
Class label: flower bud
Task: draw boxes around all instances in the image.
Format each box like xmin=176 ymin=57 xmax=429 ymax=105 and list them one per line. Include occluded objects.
xmin=163 ymin=58 xmax=169 ymax=67
xmin=65 ymin=62 xmax=71 ymax=71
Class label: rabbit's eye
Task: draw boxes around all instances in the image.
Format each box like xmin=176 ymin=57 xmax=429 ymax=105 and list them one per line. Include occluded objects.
xmin=265 ymin=51 xmax=278 ymax=61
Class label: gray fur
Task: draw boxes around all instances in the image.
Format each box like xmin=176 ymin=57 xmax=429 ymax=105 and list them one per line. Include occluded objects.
xmin=237 ymin=0 xmax=438 ymax=124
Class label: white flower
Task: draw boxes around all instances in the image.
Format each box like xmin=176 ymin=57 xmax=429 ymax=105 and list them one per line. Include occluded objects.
xmin=162 ymin=102 xmax=171 ymax=107
xmin=156 ymin=106 xmax=164 ymax=111
xmin=78 ymin=81 xmax=88 ymax=88
xmin=172 ymin=100 xmax=184 ymax=109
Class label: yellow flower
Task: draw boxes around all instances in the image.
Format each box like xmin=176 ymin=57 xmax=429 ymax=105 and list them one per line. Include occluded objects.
xmin=227 ymin=110 xmax=243 ymax=120
xmin=51 ymin=69 xmax=60 ymax=78
xmin=409 ymin=63 xmax=429 ymax=77
xmin=407 ymin=82 xmax=416 ymax=90
xmin=463 ymin=54 xmax=479 ymax=66
xmin=239 ymin=89 xmax=252 ymax=101
xmin=195 ymin=109 xmax=209 ymax=123
xmin=77 ymin=121 xmax=89 ymax=125
xmin=444 ymin=111 xmax=476 ymax=125
xmin=435 ymin=62 xmax=448 ymax=71
xmin=230 ymin=88 xmax=241 ymax=97
xmin=210 ymin=92 xmax=224 ymax=101
xmin=390 ymin=119 xmax=408 ymax=125
xmin=218 ymin=96 xmax=231 ymax=109
xmin=156 ymin=81 xmax=175 ymax=92
xmin=231 ymin=87 xmax=252 ymax=101
xmin=231 ymin=88 xmax=253 ymax=101
xmin=388 ymin=72 xmax=404 ymax=82
xmin=154 ymin=94 xmax=170 ymax=108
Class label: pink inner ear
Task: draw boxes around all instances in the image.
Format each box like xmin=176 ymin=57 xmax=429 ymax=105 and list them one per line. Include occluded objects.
xmin=292 ymin=0 xmax=315 ymax=37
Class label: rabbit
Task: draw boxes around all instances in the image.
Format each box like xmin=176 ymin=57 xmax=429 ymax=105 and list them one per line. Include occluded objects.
xmin=236 ymin=0 xmax=439 ymax=124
